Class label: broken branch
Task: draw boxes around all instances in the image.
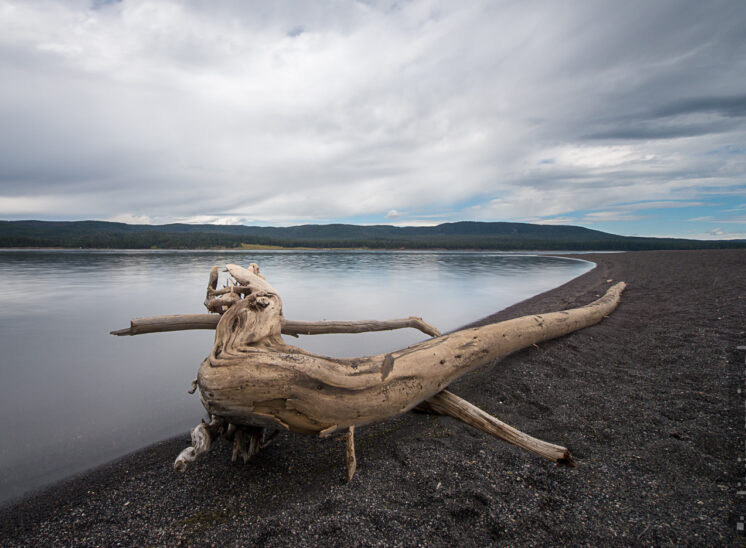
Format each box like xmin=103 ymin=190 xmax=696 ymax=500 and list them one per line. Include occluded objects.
xmin=417 ymin=390 xmax=575 ymax=466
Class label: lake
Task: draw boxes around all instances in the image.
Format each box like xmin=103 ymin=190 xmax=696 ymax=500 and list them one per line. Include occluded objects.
xmin=0 ymin=250 xmax=592 ymax=505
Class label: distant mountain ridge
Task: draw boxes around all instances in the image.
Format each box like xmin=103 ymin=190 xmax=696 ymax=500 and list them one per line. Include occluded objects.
xmin=0 ymin=220 xmax=743 ymax=250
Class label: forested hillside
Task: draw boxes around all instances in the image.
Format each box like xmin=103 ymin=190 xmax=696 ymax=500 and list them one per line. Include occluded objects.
xmin=0 ymin=220 xmax=743 ymax=250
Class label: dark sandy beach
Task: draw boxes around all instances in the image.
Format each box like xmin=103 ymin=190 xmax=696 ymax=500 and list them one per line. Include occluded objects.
xmin=1 ymin=249 xmax=744 ymax=546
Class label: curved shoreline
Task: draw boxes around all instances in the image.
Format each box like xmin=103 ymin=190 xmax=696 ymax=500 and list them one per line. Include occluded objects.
xmin=0 ymin=250 xmax=590 ymax=509
xmin=1 ymin=249 xmax=744 ymax=546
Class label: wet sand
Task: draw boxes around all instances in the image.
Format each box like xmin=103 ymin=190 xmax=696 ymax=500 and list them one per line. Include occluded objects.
xmin=1 ymin=249 xmax=744 ymax=546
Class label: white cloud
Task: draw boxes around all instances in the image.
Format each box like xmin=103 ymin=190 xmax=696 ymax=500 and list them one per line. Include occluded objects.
xmin=388 ymin=219 xmax=443 ymax=227
xmin=106 ymin=213 xmax=152 ymax=225
xmin=0 ymin=195 xmax=83 ymax=216
xmin=527 ymin=217 xmax=579 ymax=226
xmin=0 ymin=0 xmax=744 ymax=235
xmin=696 ymin=226 xmax=746 ymax=239
xmin=615 ymin=201 xmax=706 ymax=210
xmin=548 ymin=145 xmax=655 ymax=170
xmin=583 ymin=211 xmax=646 ymax=222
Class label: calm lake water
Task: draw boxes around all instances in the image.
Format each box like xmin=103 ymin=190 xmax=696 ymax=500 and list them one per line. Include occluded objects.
xmin=0 ymin=250 xmax=592 ymax=505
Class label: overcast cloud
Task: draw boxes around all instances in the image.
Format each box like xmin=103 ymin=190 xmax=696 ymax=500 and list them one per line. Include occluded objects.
xmin=1 ymin=0 xmax=744 ymax=238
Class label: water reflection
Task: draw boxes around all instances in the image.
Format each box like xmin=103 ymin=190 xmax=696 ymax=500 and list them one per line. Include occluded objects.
xmin=0 ymin=250 xmax=591 ymax=504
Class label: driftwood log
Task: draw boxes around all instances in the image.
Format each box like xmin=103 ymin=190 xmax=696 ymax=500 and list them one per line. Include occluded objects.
xmin=113 ymin=263 xmax=626 ymax=481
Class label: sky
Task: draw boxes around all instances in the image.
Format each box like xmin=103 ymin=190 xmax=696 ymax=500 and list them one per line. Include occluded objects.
xmin=0 ymin=0 xmax=745 ymax=239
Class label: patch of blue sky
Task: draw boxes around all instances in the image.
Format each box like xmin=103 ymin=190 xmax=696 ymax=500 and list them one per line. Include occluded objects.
xmin=706 ymin=145 xmax=745 ymax=156
xmin=542 ymin=195 xmax=746 ymax=239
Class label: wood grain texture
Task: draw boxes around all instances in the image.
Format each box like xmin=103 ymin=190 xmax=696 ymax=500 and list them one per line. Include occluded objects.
xmin=197 ymin=263 xmax=625 ymax=438
xmin=112 ymin=315 xmax=441 ymax=338
xmin=113 ymin=262 xmax=625 ymax=473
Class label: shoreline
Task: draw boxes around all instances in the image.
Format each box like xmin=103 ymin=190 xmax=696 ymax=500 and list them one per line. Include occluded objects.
xmin=0 ymin=249 xmax=592 ymax=509
xmin=0 ymin=251 xmax=594 ymax=508
xmin=0 ymin=246 xmax=622 ymax=253
xmin=1 ymin=249 xmax=744 ymax=545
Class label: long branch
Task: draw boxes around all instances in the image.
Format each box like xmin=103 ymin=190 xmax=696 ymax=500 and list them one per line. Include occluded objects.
xmin=282 ymin=317 xmax=441 ymax=338
xmin=417 ymin=390 xmax=575 ymax=466
xmin=110 ymin=314 xmax=219 ymax=336
xmin=111 ymin=315 xmax=441 ymax=338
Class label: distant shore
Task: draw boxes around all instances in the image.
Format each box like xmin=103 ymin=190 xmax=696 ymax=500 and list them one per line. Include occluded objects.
xmin=0 ymin=246 xmax=614 ymax=252
xmin=3 ymin=219 xmax=745 ymax=252
xmin=0 ymin=245 xmax=365 ymax=251
xmin=1 ymin=249 xmax=744 ymax=546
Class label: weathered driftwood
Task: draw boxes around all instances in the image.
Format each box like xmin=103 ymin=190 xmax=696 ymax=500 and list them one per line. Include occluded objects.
xmin=173 ymin=417 xmax=224 ymax=472
xmin=111 ymin=315 xmax=441 ymax=338
xmin=113 ymin=262 xmax=625 ymax=482
xmin=346 ymin=426 xmax=357 ymax=483
xmin=414 ymin=390 xmax=574 ymax=465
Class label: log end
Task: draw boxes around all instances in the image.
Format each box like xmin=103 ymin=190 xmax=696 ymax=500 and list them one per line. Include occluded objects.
xmin=556 ymin=450 xmax=576 ymax=468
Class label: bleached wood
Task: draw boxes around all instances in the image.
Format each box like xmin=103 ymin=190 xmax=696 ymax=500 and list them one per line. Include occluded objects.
xmin=111 ymin=315 xmax=441 ymax=338
xmin=207 ymin=286 xmax=253 ymax=297
xmin=198 ymin=282 xmax=626 ymax=437
xmin=174 ymin=417 xmax=224 ymax=472
xmin=281 ymin=317 xmax=441 ymax=337
xmin=225 ymin=263 xmax=276 ymax=294
xmin=110 ymin=314 xmax=220 ymax=336
xmin=115 ymin=263 xmax=626 ymax=475
xmin=207 ymin=265 xmax=219 ymax=291
xmin=417 ymin=390 xmax=575 ymax=466
xmin=346 ymin=426 xmax=357 ymax=482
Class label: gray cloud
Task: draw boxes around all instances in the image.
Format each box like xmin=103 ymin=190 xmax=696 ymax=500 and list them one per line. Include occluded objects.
xmin=586 ymin=121 xmax=739 ymax=141
xmin=587 ymin=94 xmax=746 ymax=140
xmin=90 ymin=0 xmax=121 ymax=9
xmin=653 ymin=95 xmax=746 ymax=119
xmin=0 ymin=0 xmax=744 ymax=235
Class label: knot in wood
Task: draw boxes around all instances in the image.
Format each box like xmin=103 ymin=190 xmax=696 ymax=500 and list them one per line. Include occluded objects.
xmin=247 ymin=293 xmax=273 ymax=310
